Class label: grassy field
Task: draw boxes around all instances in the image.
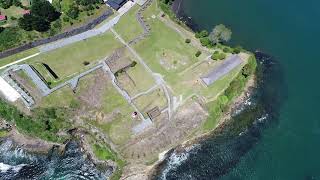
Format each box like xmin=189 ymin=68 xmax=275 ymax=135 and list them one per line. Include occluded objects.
xmin=0 ymin=48 xmax=39 ymax=68
xmin=117 ymin=62 xmax=155 ymax=97
xmin=92 ymin=144 xmax=115 ymax=160
xmin=113 ymin=5 xmax=143 ymax=42
xmin=27 ymin=32 xmax=122 ymax=82
xmin=133 ymin=88 xmax=167 ymax=115
xmin=133 ymin=1 xmax=205 ymax=95
xmin=38 ymin=86 xmax=76 ymax=108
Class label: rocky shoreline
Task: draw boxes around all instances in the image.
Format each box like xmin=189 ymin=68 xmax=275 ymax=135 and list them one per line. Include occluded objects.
xmin=147 ymin=74 xmax=257 ymax=179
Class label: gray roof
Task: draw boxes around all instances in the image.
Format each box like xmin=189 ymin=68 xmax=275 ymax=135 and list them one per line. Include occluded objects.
xmin=201 ymin=55 xmax=243 ymax=86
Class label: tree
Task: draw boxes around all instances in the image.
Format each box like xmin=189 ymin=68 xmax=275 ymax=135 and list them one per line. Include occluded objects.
xmin=209 ymin=24 xmax=232 ymax=44
xmin=0 ymin=0 xmax=12 ymax=9
xmin=31 ymin=16 xmax=50 ymax=32
xmin=12 ymin=0 xmax=21 ymax=7
xmin=31 ymin=0 xmax=60 ymax=22
xmin=19 ymin=13 xmax=50 ymax=32
xmin=18 ymin=14 xmax=34 ymax=31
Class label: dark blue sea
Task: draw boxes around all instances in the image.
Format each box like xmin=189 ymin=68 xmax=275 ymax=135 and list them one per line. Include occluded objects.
xmin=155 ymin=0 xmax=320 ymax=179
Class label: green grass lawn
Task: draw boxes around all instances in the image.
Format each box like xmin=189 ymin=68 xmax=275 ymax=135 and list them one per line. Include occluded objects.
xmin=27 ymin=31 xmax=122 ymax=82
xmin=117 ymin=63 xmax=155 ymax=97
xmin=113 ymin=5 xmax=143 ymax=42
xmin=0 ymin=129 xmax=9 ymax=138
xmin=92 ymin=144 xmax=115 ymax=160
xmin=0 ymin=48 xmax=39 ymax=68
xmin=39 ymin=86 xmax=76 ymax=108
xmin=133 ymin=88 xmax=167 ymax=114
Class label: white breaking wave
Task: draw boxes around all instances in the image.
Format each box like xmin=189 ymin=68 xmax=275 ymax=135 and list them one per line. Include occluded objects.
xmin=160 ymin=144 xmax=200 ymax=180
xmin=0 ymin=162 xmax=26 ymax=173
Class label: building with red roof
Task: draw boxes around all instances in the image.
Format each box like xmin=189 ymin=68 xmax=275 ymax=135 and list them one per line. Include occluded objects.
xmin=23 ymin=10 xmax=30 ymax=15
xmin=0 ymin=15 xmax=7 ymax=21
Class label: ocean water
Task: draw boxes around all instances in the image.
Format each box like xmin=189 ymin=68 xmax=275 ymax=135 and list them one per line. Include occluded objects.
xmin=0 ymin=139 xmax=111 ymax=179
xmin=155 ymin=0 xmax=320 ymax=179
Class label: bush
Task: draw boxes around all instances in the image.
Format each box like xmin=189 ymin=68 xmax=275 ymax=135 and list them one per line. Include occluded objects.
xmin=195 ymin=50 xmax=201 ymax=57
xmin=130 ymin=61 xmax=137 ymax=67
xmin=63 ymin=16 xmax=69 ymax=22
xmin=200 ymin=37 xmax=211 ymax=47
xmin=199 ymin=30 xmax=209 ymax=37
xmin=223 ymin=47 xmax=231 ymax=53
xmin=0 ymin=27 xmax=21 ymax=51
xmin=10 ymin=16 xmax=17 ymax=20
xmin=83 ymin=61 xmax=90 ymax=65
xmin=232 ymin=46 xmax=242 ymax=54
xmin=66 ymin=5 xmax=79 ymax=19
xmin=211 ymin=51 xmax=226 ymax=60
xmin=185 ymin=38 xmax=191 ymax=43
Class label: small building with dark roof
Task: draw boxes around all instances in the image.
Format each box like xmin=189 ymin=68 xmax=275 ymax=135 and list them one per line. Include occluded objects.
xmin=106 ymin=0 xmax=128 ymax=10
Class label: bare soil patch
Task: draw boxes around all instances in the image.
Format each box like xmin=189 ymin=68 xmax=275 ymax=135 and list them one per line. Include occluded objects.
xmin=77 ymin=69 xmax=109 ymax=109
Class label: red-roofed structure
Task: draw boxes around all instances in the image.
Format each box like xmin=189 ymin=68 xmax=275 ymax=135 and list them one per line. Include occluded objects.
xmin=0 ymin=15 xmax=7 ymax=21
xmin=22 ymin=10 xmax=30 ymax=15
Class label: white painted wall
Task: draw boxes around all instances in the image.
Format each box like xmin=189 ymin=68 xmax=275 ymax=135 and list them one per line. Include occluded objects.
xmin=0 ymin=77 xmax=21 ymax=102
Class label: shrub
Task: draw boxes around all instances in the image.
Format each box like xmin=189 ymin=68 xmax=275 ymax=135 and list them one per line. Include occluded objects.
xmin=83 ymin=61 xmax=90 ymax=66
xmin=195 ymin=32 xmax=200 ymax=38
xmin=185 ymin=38 xmax=191 ymax=43
xmin=66 ymin=5 xmax=79 ymax=19
xmin=223 ymin=47 xmax=231 ymax=53
xmin=211 ymin=54 xmax=219 ymax=60
xmin=199 ymin=30 xmax=209 ymax=37
xmin=218 ymin=53 xmax=226 ymax=60
xmin=130 ymin=61 xmax=137 ymax=67
xmin=200 ymin=37 xmax=211 ymax=47
xmin=195 ymin=50 xmax=201 ymax=57
xmin=63 ymin=16 xmax=69 ymax=22
xmin=233 ymin=46 xmax=242 ymax=54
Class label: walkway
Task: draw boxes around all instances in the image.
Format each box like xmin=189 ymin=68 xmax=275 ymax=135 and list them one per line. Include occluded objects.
xmin=0 ymin=53 xmax=40 ymax=70
xmin=38 ymin=1 xmax=135 ymax=53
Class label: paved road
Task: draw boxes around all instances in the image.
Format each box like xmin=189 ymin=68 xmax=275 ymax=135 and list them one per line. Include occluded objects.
xmin=39 ymin=16 xmax=121 ymax=53
xmin=38 ymin=1 xmax=135 ymax=53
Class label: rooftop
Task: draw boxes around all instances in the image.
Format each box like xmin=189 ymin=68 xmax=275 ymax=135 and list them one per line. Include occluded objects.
xmin=0 ymin=15 xmax=6 ymax=21
xmin=106 ymin=0 xmax=128 ymax=10
xmin=201 ymin=55 xmax=243 ymax=86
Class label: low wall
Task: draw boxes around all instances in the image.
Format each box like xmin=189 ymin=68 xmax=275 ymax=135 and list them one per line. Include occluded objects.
xmin=0 ymin=9 xmax=114 ymax=59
